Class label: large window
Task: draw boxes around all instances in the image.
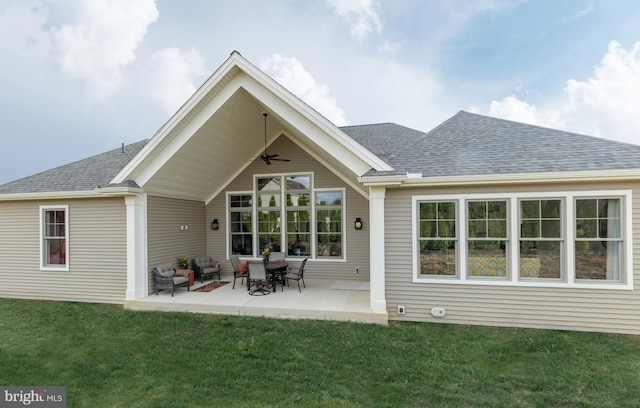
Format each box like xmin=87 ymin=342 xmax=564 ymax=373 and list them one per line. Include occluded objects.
xmin=413 ymin=191 xmax=631 ymax=288
xmin=418 ymin=201 xmax=457 ymax=276
xmin=228 ymin=174 xmax=345 ymax=260
xmin=41 ymin=206 xmax=68 ymax=269
xmin=575 ymin=198 xmax=622 ymax=281
xmin=229 ymin=194 xmax=253 ymax=255
xmin=316 ymin=190 xmax=343 ymax=258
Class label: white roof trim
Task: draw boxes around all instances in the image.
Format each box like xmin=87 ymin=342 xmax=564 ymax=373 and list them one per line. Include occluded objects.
xmin=0 ymin=187 xmax=143 ymax=202
xmin=359 ymin=168 xmax=640 ymax=187
xmin=111 ymin=53 xmax=243 ymax=184
xmin=111 ymin=51 xmax=392 ymax=186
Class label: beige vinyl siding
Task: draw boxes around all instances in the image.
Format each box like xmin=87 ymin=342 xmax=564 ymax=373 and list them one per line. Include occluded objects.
xmin=206 ymin=135 xmax=370 ymax=281
xmin=147 ymin=195 xmax=206 ymax=293
xmin=385 ymin=181 xmax=640 ymax=335
xmin=0 ymin=197 xmax=127 ymax=303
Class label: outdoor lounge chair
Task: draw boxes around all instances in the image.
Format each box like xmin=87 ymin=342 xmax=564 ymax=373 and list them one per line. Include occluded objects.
xmin=285 ymin=258 xmax=308 ymax=292
xmin=153 ymin=264 xmax=190 ymax=297
xmin=191 ymin=255 xmax=221 ymax=283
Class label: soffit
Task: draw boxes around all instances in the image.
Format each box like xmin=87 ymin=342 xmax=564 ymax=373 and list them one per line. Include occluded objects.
xmin=140 ymin=88 xmax=370 ymax=201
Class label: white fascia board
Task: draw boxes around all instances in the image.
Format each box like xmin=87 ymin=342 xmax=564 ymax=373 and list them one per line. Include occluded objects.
xmin=133 ymin=77 xmax=244 ymax=187
xmin=0 ymin=190 xmax=100 ymax=201
xmin=112 ymin=51 xmax=393 ymax=186
xmin=358 ymin=174 xmax=408 ymax=186
xmin=358 ymin=168 xmax=640 ymax=188
xmin=96 ymin=186 xmax=145 ymax=196
xmin=234 ymin=57 xmax=394 ymax=173
xmin=401 ymin=168 xmax=640 ymax=186
xmin=0 ymin=187 xmax=144 ymax=202
xmin=111 ymin=53 xmax=245 ymax=185
xmin=239 ymin=77 xmax=382 ymax=177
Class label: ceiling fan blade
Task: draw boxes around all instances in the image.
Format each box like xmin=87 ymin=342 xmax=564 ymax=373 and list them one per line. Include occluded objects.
xmin=271 ymin=158 xmax=291 ymax=162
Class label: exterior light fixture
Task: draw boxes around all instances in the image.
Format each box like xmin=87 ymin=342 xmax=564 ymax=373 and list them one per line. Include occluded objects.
xmin=211 ymin=218 xmax=219 ymax=230
xmin=354 ymin=218 xmax=363 ymax=230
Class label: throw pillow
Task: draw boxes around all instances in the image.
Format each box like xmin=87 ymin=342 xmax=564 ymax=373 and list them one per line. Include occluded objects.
xmin=238 ymin=262 xmax=248 ymax=276
xmin=176 ymin=269 xmax=189 ymax=277
xmin=275 ymin=259 xmax=285 ymax=263
xmin=210 ymin=261 xmax=219 ymax=268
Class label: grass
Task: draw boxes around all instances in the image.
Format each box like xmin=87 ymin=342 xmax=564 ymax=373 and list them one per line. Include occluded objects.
xmin=2 ymin=299 xmax=640 ymax=407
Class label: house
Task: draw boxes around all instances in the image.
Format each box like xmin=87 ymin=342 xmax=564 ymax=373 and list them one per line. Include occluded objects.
xmin=2 ymin=51 xmax=640 ymax=334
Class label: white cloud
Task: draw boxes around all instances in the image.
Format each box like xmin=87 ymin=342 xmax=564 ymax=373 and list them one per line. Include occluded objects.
xmin=261 ymin=54 xmax=349 ymax=126
xmin=147 ymin=48 xmax=206 ymax=113
xmin=49 ymin=0 xmax=159 ymax=101
xmin=438 ymin=0 xmax=523 ymax=42
xmin=564 ymin=1 xmax=595 ymax=24
xmin=0 ymin=1 xmax=51 ymax=59
xmin=326 ymin=0 xmax=382 ymax=42
xmin=480 ymin=41 xmax=640 ymax=145
xmin=487 ymin=95 xmax=538 ymax=124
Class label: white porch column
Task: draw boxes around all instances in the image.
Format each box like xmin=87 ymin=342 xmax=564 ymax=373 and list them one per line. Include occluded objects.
xmin=125 ymin=194 xmax=147 ymax=300
xmin=369 ymin=186 xmax=387 ymax=313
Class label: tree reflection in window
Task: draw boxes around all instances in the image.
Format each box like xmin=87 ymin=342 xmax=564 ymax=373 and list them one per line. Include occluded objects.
xmin=316 ymin=191 xmax=343 ymax=258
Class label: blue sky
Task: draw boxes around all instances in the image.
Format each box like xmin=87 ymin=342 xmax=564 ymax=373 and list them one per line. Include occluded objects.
xmin=1 ymin=0 xmax=639 ymax=185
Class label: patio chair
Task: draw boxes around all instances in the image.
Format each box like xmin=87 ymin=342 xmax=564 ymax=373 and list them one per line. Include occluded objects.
xmin=248 ymin=262 xmax=270 ymax=296
xmin=229 ymin=255 xmax=247 ymax=289
xmin=191 ymin=255 xmax=221 ymax=283
xmin=153 ymin=264 xmax=190 ymax=297
xmin=270 ymin=251 xmax=285 ymax=261
xmin=269 ymin=251 xmax=286 ymax=290
xmin=285 ymin=258 xmax=308 ymax=293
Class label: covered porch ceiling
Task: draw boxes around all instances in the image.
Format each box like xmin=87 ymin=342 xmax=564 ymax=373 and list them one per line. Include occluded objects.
xmin=135 ymin=87 xmax=375 ymax=203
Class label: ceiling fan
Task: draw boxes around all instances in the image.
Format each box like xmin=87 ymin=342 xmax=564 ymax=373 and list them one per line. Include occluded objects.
xmin=259 ymin=112 xmax=290 ymax=165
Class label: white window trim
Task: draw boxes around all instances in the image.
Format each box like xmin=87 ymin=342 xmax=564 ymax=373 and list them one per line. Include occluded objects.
xmin=226 ymin=190 xmax=254 ymax=259
xmin=412 ymin=190 xmax=633 ymax=290
xmin=227 ymin=173 xmax=346 ymax=262
xmin=40 ymin=204 xmax=69 ymax=272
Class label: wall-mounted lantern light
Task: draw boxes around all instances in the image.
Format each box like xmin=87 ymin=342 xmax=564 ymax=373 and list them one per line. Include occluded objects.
xmin=354 ymin=217 xmax=363 ymax=230
xmin=211 ymin=218 xmax=219 ymax=230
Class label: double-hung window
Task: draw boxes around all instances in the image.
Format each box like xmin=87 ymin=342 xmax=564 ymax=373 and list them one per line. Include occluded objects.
xmin=418 ymin=201 xmax=457 ymax=276
xmin=467 ymin=200 xmax=508 ymax=278
xmin=316 ymin=190 xmax=344 ymax=258
xmin=41 ymin=205 xmax=68 ymax=270
xmin=519 ymin=199 xmax=563 ymax=279
xmin=575 ymin=198 xmax=622 ymax=281
xmin=229 ymin=194 xmax=253 ymax=255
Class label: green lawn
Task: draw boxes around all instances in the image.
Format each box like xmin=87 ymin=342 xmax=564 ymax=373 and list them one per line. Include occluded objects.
xmin=2 ymin=299 xmax=640 ymax=407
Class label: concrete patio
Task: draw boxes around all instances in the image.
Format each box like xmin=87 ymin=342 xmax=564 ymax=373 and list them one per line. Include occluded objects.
xmin=124 ymin=278 xmax=389 ymax=325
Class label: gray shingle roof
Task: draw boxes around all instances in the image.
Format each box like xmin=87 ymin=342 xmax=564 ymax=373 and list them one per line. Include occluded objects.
xmin=0 ymin=140 xmax=148 ymax=194
xmin=3 ymin=110 xmax=639 ymax=195
xmin=343 ymin=111 xmax=640 ymax=177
